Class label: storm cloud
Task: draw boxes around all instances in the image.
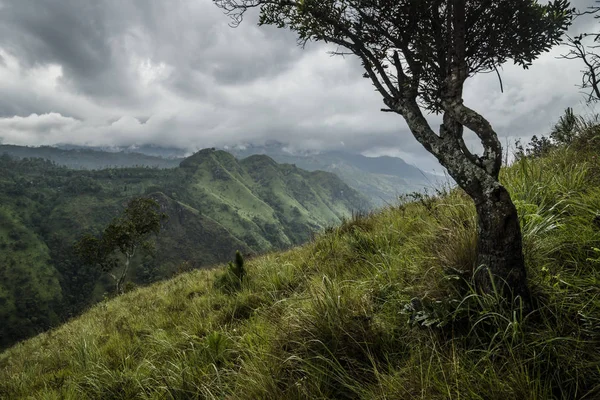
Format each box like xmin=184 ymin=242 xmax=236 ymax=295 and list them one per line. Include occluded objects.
xmin=0 ymin=0 xmax=596 ymax=171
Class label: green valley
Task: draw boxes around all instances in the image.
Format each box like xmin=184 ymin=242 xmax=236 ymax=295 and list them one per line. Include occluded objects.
xmin=0 ymin=149 xmax=369 ymax=349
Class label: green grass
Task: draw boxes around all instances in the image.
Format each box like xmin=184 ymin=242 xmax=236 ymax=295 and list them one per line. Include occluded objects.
xmin=1 ymin=143 xmax=599 ymax=399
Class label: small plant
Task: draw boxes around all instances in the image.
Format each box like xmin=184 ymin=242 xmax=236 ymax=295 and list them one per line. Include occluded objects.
xmin=204 ymin=331 xmax=231 ymax=365
xmin=550 ymin=107 xmax=581 ymax=145
xmin=402 ymin=297 xmax=458 ymax=329
xmin=214 ymin=251 xmax=246 ymax=293
xmin=398 ymin=191 xmax=439 ymax=214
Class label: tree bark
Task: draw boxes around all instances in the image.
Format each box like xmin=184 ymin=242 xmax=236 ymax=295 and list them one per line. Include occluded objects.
xmin=379 ymin=0 xmax=530 ymax=304
xmin=116 ymin=256 xmax=131 ymax=295
xmin=389 ymin=98 xmax=530 ymax=304
xmin=473 ymin=184 xmax=530 ymax=304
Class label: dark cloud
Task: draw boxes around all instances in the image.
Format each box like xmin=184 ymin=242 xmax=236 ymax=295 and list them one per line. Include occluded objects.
xmin=0 ymin=1 xmax=133 ymax=100
xmin=0 ymin=0 xmax=303 ymax=102
xmin=0 ymin=0 xmax=597 ymax=172
xmin=0 ymin=98 xmax=52 ymax=118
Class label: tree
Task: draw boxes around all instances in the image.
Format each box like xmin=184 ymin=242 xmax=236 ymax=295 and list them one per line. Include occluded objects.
xmin=76 ymin=197 xmax=167 ymax=295
xmin=561 ymin=1 xmax=600 ymax=103
xmin=213 ymin=0 xmax=573 ymax=302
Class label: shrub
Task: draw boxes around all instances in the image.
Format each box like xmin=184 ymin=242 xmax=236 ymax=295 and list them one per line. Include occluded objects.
xmin=214 ymin=251 xmax=246 ymax=294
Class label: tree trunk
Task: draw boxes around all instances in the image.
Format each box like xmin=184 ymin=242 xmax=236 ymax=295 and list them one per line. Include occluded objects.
xmin=116 ymin=257 xmax=130 ymax=295
xmin=473 ymin=184 xmax=530 ymax=304
xmin=388 ymin=96 xmax=530 ymax=305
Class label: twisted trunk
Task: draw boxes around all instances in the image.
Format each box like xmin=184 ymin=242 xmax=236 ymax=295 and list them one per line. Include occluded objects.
xmin=473 ymin=185 xmax=530 ymax=303
xmin=388 ymin=98 xmax=530 ymax=304
xmin=377 ymin=0 xmax=530 ymax=305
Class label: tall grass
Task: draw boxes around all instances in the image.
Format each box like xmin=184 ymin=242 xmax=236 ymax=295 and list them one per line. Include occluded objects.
xmin=1 ymin=138 xmax=599 ymax=399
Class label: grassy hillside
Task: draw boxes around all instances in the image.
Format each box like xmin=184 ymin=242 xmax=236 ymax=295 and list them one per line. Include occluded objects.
xmin=231 ymin=145 xmax=439 ymax=207
xmin=0 ymin=149 xmax=369 ymax=349
xmin=1 ymin=131 xmax=598 ymax=398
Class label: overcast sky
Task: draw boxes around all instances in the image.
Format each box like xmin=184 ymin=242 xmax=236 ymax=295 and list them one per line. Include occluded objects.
xmin=0 ymin=0 xmax=596 ymax=171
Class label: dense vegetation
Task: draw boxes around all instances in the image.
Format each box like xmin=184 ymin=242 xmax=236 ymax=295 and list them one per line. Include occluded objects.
xmin=1 ymin=118 xmax=598 ymax=399
xmin=0 ymin=145 xmax=182 ymax=170
xmin=230 ymin=144 xmax=439 ymax=207
xmin=2 ymin=143 xmax=436 ymax=207
xmin=0 ymin=149 xmax=368 ymax=349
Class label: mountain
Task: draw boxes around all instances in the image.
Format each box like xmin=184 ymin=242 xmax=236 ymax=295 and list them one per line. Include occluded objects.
xmin=1 ymin=135 xmax=598 ymax=399
xmin=0 ymin=149 xmax=369 ymax=348
xmin=227 ymin=142 xmax=443 ymax=206
xmin=1 ymin=143 xmax=441 ymax=207
xmin=0 ymin=144 xmax=182 ymax=169
xmin=56 ymin=143 xmax=190 ymax=159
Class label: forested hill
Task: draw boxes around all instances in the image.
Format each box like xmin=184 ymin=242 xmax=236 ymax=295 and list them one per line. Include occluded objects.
xmin=0 ymin=144 xmax=439 ymax=207
xmin=230 ymin=143 xmax=441 ymax=206
xmin=0 ymin=149 xmax=370 ymax=349
xmin=0 ymin=144 xmax=182 ymax=169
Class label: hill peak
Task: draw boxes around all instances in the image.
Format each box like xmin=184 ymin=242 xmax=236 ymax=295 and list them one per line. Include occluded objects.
xmin=179 ymin=148 xmax=235 ymax=168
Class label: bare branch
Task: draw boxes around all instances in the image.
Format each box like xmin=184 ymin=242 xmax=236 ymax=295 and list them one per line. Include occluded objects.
xmin=561 ymin=34 xmax=600 ymax=103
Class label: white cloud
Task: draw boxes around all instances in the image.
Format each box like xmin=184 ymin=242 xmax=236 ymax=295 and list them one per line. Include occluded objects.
xmin=0 ymin=0 xmax=597 ymax=171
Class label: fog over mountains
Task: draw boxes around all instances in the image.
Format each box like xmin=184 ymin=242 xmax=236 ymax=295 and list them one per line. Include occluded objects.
xmin=0 ymin=0 xmax=596 ymax=173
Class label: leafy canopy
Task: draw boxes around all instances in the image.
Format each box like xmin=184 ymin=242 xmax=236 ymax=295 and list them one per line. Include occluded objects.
xmin=76 ymin=197 xmax=166 ymax=275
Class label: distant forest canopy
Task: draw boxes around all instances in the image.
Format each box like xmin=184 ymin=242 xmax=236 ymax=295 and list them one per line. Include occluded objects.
xmin=0 ymin=149 xmax=368 ymax=349
xmin=0 ymin=143 xmax=437 ymax=206
xmin=0 ymin=144 xmax=183 ymax=170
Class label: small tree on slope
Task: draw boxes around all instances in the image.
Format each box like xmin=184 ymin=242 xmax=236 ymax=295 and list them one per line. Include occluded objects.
xmin=213 ymin=0 xmax=573 ymax=303
xmin=76 ymin=197 xmax=166 ymax=295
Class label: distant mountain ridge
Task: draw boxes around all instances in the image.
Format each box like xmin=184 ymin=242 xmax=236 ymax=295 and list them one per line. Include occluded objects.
xmin=56 ymin=143 xmax=190 ymax=159
xmin=227 ymin=142 xmax=440 ymax=206
xmin=1 ymin=142 xmax=441 ymax=206
xmin=0 ymin=144 xmax=182 ymax=169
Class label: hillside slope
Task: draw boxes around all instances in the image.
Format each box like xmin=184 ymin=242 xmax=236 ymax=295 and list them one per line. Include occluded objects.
xmin=0 ymin=149 xmax=369 ymax=348
xmin=1 ymin=135 xmax=598 ymax=398
xmin=0 ymin=143 xmax=439 ymax=207
xmin=230 ymin=143 xmax=441 ymax=206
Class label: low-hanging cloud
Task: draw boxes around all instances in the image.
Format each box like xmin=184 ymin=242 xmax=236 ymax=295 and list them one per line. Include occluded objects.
xmin=0 ymin=0 xmax=596 ymax=171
